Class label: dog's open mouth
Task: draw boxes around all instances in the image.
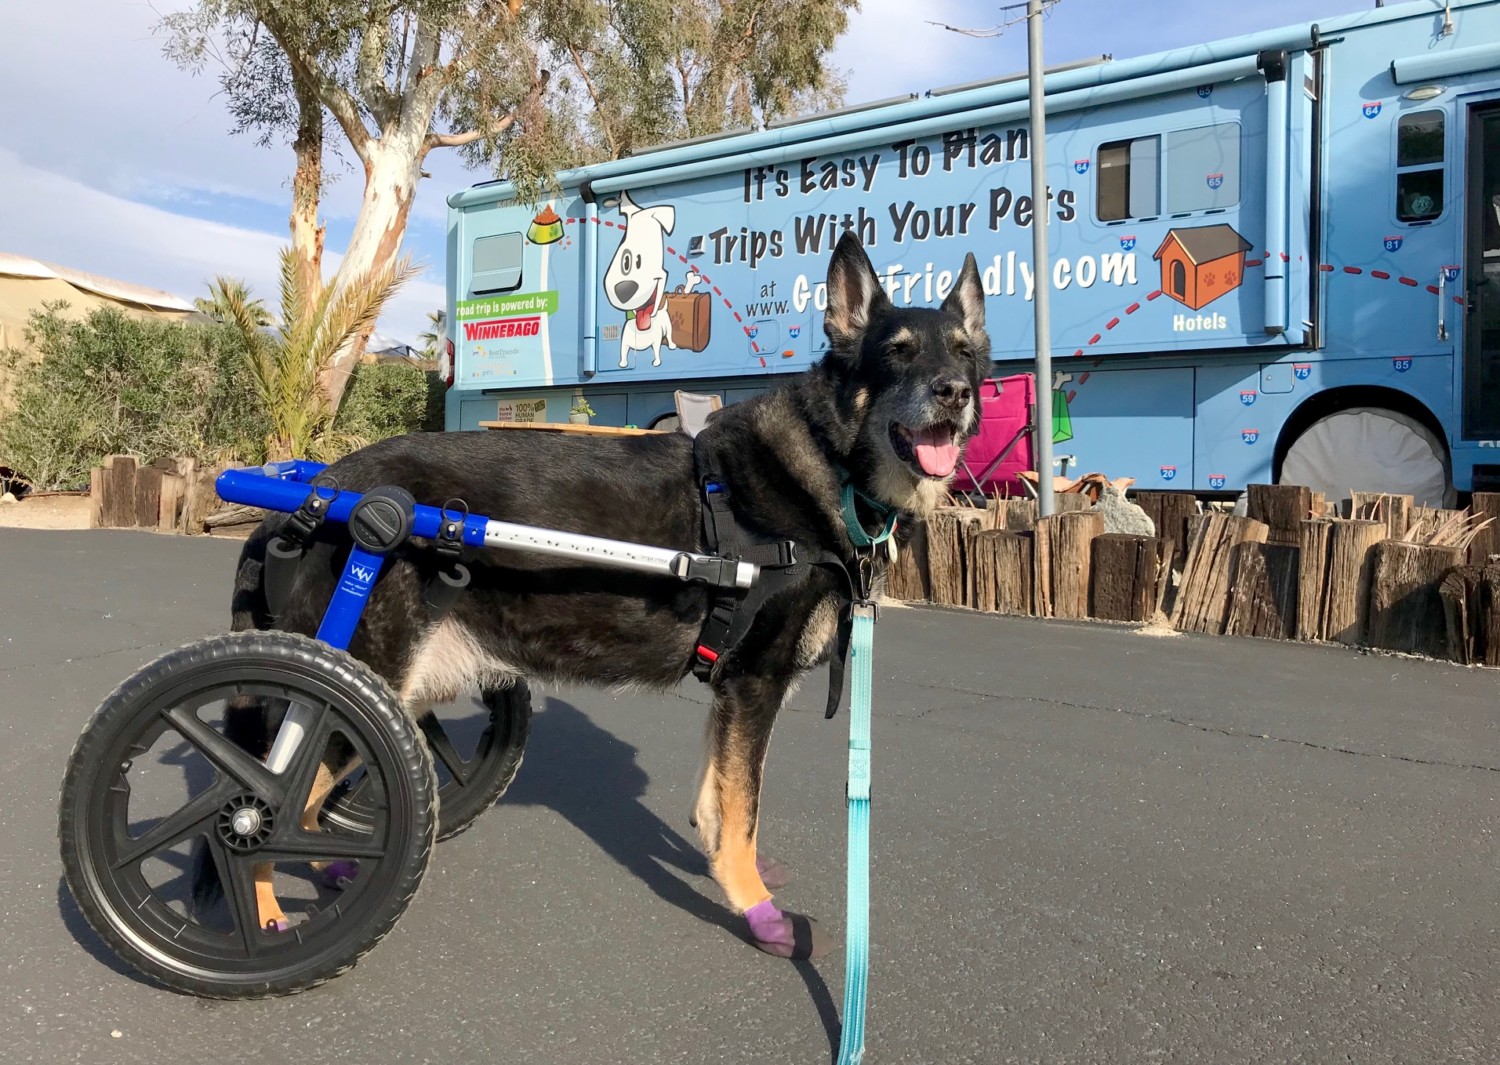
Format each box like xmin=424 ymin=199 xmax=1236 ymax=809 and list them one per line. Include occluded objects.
xmin=889 ymin=421 xmax=962 ymax=478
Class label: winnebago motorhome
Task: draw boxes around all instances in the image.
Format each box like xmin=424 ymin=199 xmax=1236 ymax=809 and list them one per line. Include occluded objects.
xmin=444 ymin=0 xmax=1500 ymax=506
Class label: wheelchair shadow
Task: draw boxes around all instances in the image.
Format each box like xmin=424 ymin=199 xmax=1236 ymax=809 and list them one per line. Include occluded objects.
xmin=503 ymin=697 xmax=842 ymax=1056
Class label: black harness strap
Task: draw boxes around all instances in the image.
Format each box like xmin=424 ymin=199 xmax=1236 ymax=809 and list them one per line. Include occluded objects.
xmin=263 ymin=486 xmax=333 ymax=622
xmin=691 ymin=433 xmax=872 ymax=720
xmin=690 ymin=435 xmax=807 ymax=681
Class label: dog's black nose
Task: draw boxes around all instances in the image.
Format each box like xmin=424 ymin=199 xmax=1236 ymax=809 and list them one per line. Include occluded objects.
xmin=614 ymin=279 xmax=639 ymax=303
xmin=932 ymin=377 xmax=973 ymax=410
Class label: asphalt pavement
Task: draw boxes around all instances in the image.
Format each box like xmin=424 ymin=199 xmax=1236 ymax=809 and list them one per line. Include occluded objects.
xmin=0 ymin=527 xmax=1496 ymax=1065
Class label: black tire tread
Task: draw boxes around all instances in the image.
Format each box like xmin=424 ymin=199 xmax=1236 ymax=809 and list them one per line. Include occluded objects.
xmin=433 ymin=683 xmax=532 ymax=842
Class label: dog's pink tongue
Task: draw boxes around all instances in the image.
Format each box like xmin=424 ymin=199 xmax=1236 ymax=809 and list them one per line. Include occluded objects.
xmin=912 ymin=426 xmax=959 ymax=476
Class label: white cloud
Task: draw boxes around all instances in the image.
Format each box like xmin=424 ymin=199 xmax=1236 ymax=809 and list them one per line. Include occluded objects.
xmin=0 ymin=149 xmax=444 ymax=345
xmin=0 ymin=0 xmax=1385 ymax=349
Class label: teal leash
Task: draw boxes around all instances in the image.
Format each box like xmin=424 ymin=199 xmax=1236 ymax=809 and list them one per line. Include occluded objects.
xmin=835 ymin=599 xmax=875 ymax=1065
xmin=834 ymin=479 xmax=893 ymax=1065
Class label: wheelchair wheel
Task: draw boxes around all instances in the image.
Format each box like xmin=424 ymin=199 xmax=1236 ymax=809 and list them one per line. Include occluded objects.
xmin=58 ymin=631 xmax=437 ymax=999
xmin=321 ymin=683 xmax=531 ymax=842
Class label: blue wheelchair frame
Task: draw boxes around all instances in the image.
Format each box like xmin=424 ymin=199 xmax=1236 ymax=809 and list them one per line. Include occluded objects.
xmin=214 ymin=458 xmax=872 ymax=1063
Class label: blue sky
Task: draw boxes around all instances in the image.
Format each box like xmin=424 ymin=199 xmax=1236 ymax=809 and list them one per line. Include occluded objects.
xmin=0 ymin=0 xmax=1380 ymax=346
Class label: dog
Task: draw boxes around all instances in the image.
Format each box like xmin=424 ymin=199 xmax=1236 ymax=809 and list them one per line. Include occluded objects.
xmin=604 ymin=191 xmax=678 ymax=368
xmin=205 ymin=233 xmax=988 ymax=960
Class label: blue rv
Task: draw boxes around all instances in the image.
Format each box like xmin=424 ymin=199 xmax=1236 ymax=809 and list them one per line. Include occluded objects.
xmin=443 ymin=0 xmax=1500 ymax=507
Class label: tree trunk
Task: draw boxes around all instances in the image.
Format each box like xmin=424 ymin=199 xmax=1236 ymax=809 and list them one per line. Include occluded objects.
xmin=289 ymin=78 xmax=327 ymax=301
xmin=1247 ymin=484 xmax=1311 ymax=546
xmin=970 ymin=530 xmax=1033 ymax=615
xmin=1350 ymin=491 xmax=1413 ymax=539
xmin=1225 ymin=542 xmax=1300 ymax=640
xmin=1469 ymin=492 xmax=1500 ymax=565
xmin=319 ymin=132 xmax=427 ymax=409
xmin=1323 ymin=519 xmax=1385 ymax=646
xmin=927 ymin=507 xmax=986 ymax=608
xmin=1296 ymin=519 xmax=1332 ymax=641
xmin=1035 ymin=511 xmax=1104 ymax=619
xmin=1366 ymin=541 xmax=1465 ymax=657
xmin=1090 ymin=534 xmax=1170 ymax=623
xmin=1170 ymin=514 xmax=1269 ymax=634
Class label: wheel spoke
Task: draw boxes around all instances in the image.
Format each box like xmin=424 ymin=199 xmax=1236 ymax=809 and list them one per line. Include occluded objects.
xmin=207 ymin=838 xmax=263 ymax=957
xmin=163 ymin=705 xmax=280 ymax=799
xmin=277 ymin=705 xmax=334 ymax=822
xmin=261 ymin=828 xmax=388 ymax=861
xmin=419 ymin=713 xmax=472 ymax=787
xmin=112 ymin=784 xmax=232 ymax=870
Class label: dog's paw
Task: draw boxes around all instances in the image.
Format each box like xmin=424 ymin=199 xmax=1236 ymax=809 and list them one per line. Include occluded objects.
xmin=319 ymin=860 xmax=360 ymax=891
xmin=756 ymin=854 xmax=792 ymax=891
xmin=743 ymin=899 xmax=832 ymax=960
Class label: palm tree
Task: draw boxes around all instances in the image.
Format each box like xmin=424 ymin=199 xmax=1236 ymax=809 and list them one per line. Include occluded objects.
xmin=220 ymin=249 xmax=417 ymax=461
xmin=195 ymin=276 xmax=272 ymax=327
xmin=417 ymin=308 xmax=446 ymax=359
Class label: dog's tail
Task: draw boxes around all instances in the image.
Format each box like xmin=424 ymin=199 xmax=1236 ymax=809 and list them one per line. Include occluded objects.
xmin=230 ymin=519 xmax=281 ymax=633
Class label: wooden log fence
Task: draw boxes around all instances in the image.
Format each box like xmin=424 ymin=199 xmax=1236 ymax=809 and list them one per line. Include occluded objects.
xmin=88 ymin=454 xmax=241 ymax=535
xmin=889 ymin=481 xmax=1500 ymax=669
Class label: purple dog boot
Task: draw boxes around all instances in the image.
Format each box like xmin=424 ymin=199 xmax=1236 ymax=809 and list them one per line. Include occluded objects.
xmin=320 ymin=860 xmax=360 ymax=890
xmin=756 ymin=854 xmax=792 ymax=891
xmin=743 ymin=899 xmax=832 ymax=960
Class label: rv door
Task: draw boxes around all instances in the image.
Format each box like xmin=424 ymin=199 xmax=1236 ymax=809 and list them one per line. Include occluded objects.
xmin=1463 ymin=102 xmax=1500 ymax=438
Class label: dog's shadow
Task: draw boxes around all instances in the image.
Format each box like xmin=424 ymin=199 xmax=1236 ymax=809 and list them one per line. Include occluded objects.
xmin=503 ymin=697 xmax=842 ymax=1056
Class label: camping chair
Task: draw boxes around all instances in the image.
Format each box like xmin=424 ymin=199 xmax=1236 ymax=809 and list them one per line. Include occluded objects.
xmin=950 ymin=374 xmax=1036 ymax=505
xmin=673 ymin=390 xmax=722 ymax=438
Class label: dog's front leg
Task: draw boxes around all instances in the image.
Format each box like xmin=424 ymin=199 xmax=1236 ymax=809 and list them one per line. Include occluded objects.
xmin=618 ymin=331 xmax=631 ymax=369
xmin=697 ymin=676 xmax=830 ymax=960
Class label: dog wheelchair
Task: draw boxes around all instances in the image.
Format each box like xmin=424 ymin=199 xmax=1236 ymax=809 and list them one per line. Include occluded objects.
xmin=57 ymin=459 xmax=764 ymax=999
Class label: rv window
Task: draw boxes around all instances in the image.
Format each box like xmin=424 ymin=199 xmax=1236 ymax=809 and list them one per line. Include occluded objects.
xmin=1395 ymin=110 xmax=1444 ymax=223
xmin=1097 ymin=136 xmax=1159 ymax=222
xmin=1397 ymin=110 xmax=1444 ymax=167
xmin=471 ymin=232 xmax=524 ymax=295
xmin=1164 ymin=124 xmax=1240 ymax=214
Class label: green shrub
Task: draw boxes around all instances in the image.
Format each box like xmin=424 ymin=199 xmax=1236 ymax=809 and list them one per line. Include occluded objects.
xmin=335 ymin=359 xmax=445 ymax=443
xmin=0 ymin=304 xmax=266 ymax=490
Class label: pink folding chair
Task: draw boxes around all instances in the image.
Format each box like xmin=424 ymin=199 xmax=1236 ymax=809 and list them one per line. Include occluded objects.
xmin=951 ymin=373 xmax=1036 ymax=502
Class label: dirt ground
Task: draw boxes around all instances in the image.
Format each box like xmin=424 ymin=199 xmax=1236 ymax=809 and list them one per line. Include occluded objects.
xmin=0 ymin=493 xmax=91 ymax=530
xmin=0 ymin=494 xmax=255 ymax=538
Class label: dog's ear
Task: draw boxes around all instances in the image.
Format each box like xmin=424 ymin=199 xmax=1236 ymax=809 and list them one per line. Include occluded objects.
xmin=646 ymin=204 xmax=676 ymax=236
xmin=824 ymin=232 xmax=888 ymax=347
xmin=941 ymin=252 xmax=986 ymax=339
xmin=618 ymin=191 xmax=640 ymax=218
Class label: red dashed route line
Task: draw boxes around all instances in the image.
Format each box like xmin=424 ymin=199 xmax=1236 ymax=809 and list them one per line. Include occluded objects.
xmin=1067 ymin=254 xmax=1466 ymax=367
xmin=560 ymin=215 xmax=1469 ymax=374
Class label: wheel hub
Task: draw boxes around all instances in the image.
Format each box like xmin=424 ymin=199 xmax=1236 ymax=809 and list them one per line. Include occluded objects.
xmin=218 ymin=795 xmax=274 ymax=852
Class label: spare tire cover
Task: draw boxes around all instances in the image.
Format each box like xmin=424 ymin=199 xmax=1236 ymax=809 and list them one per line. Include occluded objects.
xmin=1280 ymin=406 xmax=1452 ymax=509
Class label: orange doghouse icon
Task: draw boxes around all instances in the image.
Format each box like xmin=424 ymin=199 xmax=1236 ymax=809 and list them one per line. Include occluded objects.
xmin=1152 ymin=224 xmax=1252 ymax=310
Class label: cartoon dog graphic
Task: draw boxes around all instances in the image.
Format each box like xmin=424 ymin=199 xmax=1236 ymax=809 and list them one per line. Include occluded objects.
xmin=605 ymin=192 xmax=677 ymax=368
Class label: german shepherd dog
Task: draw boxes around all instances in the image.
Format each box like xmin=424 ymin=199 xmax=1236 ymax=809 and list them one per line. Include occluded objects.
xmin=208 ymin=233 xmax=988 ymax=959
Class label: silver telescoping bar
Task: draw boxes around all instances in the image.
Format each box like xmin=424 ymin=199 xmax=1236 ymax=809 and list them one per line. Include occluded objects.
xmin=479 ymin=517 xmax=760 ymax=590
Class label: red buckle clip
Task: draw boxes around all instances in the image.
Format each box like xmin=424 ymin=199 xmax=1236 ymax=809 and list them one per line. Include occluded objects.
xmin=695 ymin=644 xmax=719 ymax=663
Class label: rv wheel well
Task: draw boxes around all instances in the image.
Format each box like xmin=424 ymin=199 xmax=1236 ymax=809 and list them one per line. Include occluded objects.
xmin=1271 ymin=385 xmax=1449 ymax=482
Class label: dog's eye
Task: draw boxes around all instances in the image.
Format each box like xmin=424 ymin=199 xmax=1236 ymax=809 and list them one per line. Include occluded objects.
xmin=635 ymin=254 xmax=642 ymax=270
xmin=621 ymin=254 xmax=632 ymax=276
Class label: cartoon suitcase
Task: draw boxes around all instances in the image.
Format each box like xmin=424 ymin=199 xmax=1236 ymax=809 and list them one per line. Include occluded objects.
xmin=663 ymin=286 xmax=712 ymax=352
